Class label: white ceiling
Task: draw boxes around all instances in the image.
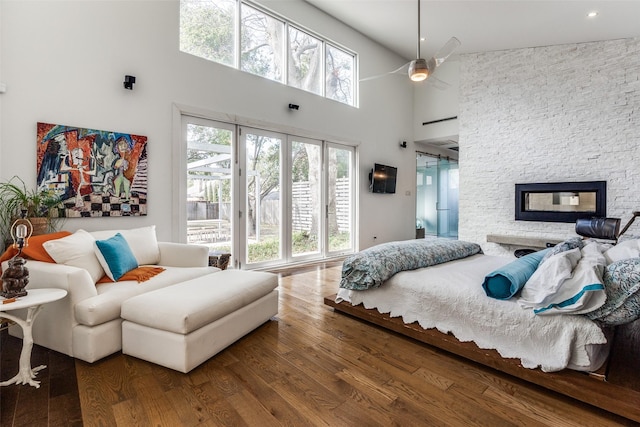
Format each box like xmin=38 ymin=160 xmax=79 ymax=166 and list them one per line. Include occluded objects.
xmin=304 ymin=0 xmax=640 ymax=62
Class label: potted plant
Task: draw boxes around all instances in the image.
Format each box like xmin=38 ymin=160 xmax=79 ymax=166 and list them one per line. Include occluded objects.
xmin=0 ymin=176 xmax=62 ymax=248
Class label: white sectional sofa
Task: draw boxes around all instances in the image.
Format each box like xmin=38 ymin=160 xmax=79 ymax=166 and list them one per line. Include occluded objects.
xmin=6 ymin=226 xmax=277 ymax=364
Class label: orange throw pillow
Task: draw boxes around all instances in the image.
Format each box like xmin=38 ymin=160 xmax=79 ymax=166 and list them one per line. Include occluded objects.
xmin=0 ymin=231 xmax=73 ymax=289
xmin=0 ymin=231 xmax=72 ymax=265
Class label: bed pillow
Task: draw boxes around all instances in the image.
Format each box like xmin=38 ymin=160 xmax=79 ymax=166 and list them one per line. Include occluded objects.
xmin=482 ymin=248 xmax=550 ymax=300
xmin=603 ymin=239 xmax=640 ymax=264
xmin=519 ymin=248 xmax=582 ymax=306
xmin=43 ymin=229 xmax=105 ymax=283
xmin=94 ymin=233 xmax=139 ymax=281
xmin=586 ymin=258 xmax=640 ymax=325
xmin=340 ymin=239 xmax=483 ymax=291
xmin=519 ymin=242 xmax=606 ymax=315
xmin=539 ymin=237 xmax=584 ymax=266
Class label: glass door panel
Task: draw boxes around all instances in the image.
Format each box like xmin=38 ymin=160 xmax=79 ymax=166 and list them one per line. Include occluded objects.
xmin=327 ymin=144 xmax=354 ymax=253
xmin=184 ymin=118 xmax=234 ymax=256
xmin=242 ymin=128 xmax=283 ymax=266
xmin=291 ymin=138 xmax=322 ymax=258
xmin=416 ymin=156 xmax=438 ymax=235
xmin=436 ymin=159 xmax=459 ymax=238
xmin=182 ymin=116 xmax=356 ymax=269
xmin=416 ymin=154 xmax=459 ymax=238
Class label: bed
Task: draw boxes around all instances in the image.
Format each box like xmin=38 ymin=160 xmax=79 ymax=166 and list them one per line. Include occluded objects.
xmin=324 ymin=238 xmax=640 ymax=422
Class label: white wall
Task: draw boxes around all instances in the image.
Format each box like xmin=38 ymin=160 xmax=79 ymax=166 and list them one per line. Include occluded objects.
xmin=0 ymin=0 xmax=416 ymax=249
xmin=413 ymin=59 xmax=460 ymax=144
xmin=459 ymin=38 xmax=640 ymax=255
xmin=0 ymin=0 xmax=3 ymax=179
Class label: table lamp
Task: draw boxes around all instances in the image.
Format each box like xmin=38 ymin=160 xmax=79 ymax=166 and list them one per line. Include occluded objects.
xmin=1 ymin=211 xmax=33 ymax=298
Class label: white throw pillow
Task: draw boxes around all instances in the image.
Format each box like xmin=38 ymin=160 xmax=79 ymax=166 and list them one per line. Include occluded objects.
xmin=43 ymin=229 xmax=105 ymax=283
xmin=90 ymin=225 xmax=160 ymax=265
xmin=120 ymin=226 xmax=160 ymax=265
xmin=604 ymin=239 xmax=640 ymax=264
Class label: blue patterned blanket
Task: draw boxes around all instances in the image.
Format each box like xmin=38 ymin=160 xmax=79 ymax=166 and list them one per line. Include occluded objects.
xmin=340 ymin=239 xmax=483 ymax=291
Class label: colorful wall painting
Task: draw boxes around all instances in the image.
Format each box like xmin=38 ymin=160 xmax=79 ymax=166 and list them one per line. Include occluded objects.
xmin=36 ymin=122 xmax=148 ymax=218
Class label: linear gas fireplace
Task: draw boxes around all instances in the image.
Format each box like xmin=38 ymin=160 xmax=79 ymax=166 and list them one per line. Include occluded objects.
xmin=515 ymin=181 xmax=606 ymax=223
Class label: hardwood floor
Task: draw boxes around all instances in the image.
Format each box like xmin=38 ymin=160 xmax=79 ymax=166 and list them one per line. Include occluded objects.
xmin=1 ymin=263 xmax=638 ymax=426
xmin=0 ymin=328 xmax=82 ymax=426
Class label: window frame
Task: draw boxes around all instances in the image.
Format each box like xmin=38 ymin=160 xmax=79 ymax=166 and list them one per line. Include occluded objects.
xmin=179 ymin=0 xmax=358 ymax=107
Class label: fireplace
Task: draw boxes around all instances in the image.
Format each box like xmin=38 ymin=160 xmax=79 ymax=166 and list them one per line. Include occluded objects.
xmin=515 ymin=181 xmax=606 ymax=223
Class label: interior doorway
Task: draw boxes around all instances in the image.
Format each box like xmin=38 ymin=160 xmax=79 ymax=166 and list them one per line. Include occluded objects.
xmin=416 ymin=152 xmax=459 ymax=239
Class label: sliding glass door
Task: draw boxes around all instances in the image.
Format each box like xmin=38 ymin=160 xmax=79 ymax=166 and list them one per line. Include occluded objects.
xmin=183 ymin=117 xmax=234 ymax=255
xmin=326 ymin=143 xmax=354 ymax=254
xmin=290 ymin=137 xmax=322 ymax=259
xmin=239 ymin=128 xmax=284 ymax=267
xmin=181 ymin=115 xmax=355 ymax=269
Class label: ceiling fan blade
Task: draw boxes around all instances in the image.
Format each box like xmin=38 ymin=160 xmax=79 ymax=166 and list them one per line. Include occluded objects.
xmin=390 ymin=61 xmax=411 ymax=75
xmin=425 ymin=76 xmax=451 ymax=90
xmin=359 ymin=61 xmax=411 ymax=82
xmin=432 ymin=36 xmax=461 ymax=67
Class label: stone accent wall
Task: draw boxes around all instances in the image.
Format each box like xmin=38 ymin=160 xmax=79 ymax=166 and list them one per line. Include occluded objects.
xmin=459 ymin=38 xmax=640 ymax=256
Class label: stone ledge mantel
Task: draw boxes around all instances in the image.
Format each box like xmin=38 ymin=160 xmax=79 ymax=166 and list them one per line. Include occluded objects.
xmin=486 ymin=234 xmax=564 ymax=249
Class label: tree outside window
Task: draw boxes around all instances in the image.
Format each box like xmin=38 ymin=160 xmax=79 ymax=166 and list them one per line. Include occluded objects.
xmin=180 ymin=0 xmax=235 ymax=66
xmin=288 ymin=26 xmax=321 ymax=95
xmin=240 ymin=4 xmax=284 ymax=82
xmin=179 ymin=0 xmax=356 ymax=106
xmin=326 ymin=44 xmax=354 ymax=105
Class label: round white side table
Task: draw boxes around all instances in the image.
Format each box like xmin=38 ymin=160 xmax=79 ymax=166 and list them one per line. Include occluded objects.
xmin=0 ymin=288 xmax=67 ymax=388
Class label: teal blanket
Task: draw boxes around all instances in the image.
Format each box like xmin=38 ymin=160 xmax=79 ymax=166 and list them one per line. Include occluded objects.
xmin=340 ymin=239 xmax=483 ymax=291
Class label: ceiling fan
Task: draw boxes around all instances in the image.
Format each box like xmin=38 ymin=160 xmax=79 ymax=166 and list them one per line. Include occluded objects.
xmin=360 ymin=0 xmax=461 ymax=85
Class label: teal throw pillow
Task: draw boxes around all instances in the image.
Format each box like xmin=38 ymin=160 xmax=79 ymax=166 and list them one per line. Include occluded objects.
xmin=482 ymin=248 xmax=550 ymax=300
xmin=94 ymin=233 xmax=139 ymax=281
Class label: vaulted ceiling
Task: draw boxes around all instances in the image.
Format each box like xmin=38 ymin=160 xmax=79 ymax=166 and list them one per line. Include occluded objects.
xmin=304 ymin=1 xmax=640 ymax=61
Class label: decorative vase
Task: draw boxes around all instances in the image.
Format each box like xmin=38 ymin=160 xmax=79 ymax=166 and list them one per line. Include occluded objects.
xmin=27 ymin=217 xmax=49 ymax=236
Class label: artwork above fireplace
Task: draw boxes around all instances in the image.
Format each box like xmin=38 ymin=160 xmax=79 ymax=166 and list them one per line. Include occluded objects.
xmin=515 ymin=181 xmax=606 ymax=223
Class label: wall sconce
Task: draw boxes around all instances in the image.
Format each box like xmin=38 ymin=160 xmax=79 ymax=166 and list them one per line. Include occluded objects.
xmin=123 ymin=75 xmax=136 ymax=90
xmin=288 ymin=103 xmax=299 ymax=110
xmin=1 ymin=213 xmax=33 ymax=298
xmin=400 ymin=141 xmax=407 ymax=148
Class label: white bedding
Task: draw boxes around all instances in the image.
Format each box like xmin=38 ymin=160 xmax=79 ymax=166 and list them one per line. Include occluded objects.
xmin=336 ymin=254 xmax=610 ymax=372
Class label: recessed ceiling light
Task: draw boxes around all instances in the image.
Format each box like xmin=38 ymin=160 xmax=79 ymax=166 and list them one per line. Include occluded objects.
xmin=587 ymin=11 xmax=598 ymax=18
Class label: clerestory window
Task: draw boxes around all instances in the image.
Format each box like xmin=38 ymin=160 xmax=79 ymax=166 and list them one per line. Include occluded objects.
xmin=180 ymin=0 xmax=357 ymax=107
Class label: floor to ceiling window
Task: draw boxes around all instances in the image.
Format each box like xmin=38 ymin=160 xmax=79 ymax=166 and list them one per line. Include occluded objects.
xmin=180 ymin=115 xmax=355 ymax=269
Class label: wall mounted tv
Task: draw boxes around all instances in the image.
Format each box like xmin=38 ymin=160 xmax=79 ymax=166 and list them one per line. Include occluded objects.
xmin=369 ymin=163 xmax=397 ymax=194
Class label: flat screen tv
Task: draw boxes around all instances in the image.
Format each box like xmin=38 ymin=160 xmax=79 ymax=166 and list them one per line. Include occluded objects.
xmin=369 ymin=163 xmax=397 ymax=194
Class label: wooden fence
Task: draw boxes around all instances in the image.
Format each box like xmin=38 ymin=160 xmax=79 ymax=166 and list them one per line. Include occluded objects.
xmin=187 ymin=178 xmax=351 ymax=236
xmin=263 ymin=178 xmax=351 ymax=233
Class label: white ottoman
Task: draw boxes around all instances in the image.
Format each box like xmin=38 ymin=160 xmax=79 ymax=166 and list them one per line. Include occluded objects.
xmin=121 ymin=269 xmax=278 ymax=373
